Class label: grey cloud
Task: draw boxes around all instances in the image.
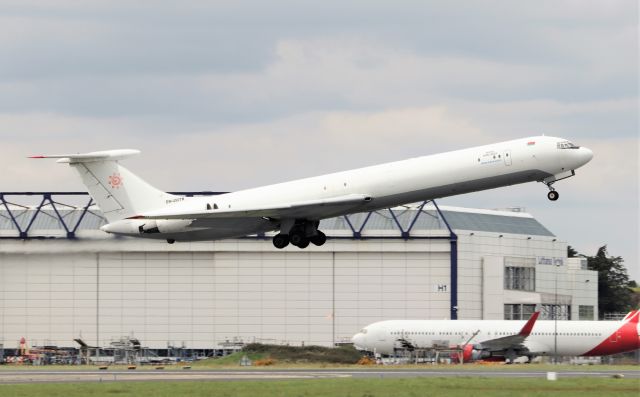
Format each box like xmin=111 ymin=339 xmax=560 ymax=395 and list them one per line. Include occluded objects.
xmin=13 ymin=1 xmax=633 ymax=63
xmin=0 ymin=16 xmax=275 ymax=80
xmin=1 ymin=2 xmax=635 ymax=85
xmin=1 ymin=39 xmax=636 ymax=127
xmin=447 ymin=99 xmax=639 ymax=139
xmin=0 ymin=0 xmax=636 ymax=278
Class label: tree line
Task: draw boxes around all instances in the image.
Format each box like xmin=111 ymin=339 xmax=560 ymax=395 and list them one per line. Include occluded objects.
xmin=568 ymin=245 xmax=638 ymax=318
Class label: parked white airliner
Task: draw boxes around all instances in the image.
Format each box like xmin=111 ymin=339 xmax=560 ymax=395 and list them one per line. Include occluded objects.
xmin=31 ymin=136 xmax=592 ymax=248
xmin=352 ymin=311 xmax=640 ymax=362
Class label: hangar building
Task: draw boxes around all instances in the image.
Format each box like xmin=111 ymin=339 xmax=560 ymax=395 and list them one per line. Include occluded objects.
xmin=0 ymin=193 xmax=597 ymax=351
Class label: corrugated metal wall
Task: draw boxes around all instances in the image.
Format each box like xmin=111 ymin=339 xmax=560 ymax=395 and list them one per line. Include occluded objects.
xmin=0 ymin=249 xmax=450 ymax=349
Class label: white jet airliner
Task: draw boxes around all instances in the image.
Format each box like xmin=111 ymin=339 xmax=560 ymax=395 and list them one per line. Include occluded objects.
xmin=31 ymin=136 xmax=592 ymax=248
xmin=351 ymin=311 xmax=640 ymax=362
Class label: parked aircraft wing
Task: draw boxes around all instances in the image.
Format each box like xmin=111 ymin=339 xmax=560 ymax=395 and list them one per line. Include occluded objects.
xmin=395 ymin=337 xmax=418 ymax=351
xmin=133 ymin=193 xmax=372 ymax=220
xmin=479 ymin=312 xmax=540 ymax=352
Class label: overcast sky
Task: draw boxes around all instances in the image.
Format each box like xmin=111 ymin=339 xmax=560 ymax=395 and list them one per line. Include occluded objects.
xmin=1 ymin=1 xmax=638 ymax=279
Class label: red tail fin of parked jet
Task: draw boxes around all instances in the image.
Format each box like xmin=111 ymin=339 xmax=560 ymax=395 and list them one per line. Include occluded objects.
xmin=583 ymin=310 xmax=640 ymax=356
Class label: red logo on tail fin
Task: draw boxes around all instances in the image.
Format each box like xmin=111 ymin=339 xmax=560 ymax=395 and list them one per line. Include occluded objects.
xmin=108 ymin=173 xmax=123 ymax=189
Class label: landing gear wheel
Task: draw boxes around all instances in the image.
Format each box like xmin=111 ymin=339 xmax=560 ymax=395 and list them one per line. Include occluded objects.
xmin=167 ymin=239 xmax=175 ymax=244
xmin=272 ymin=234 xmax=290 ymax=249
xmin=289 ymin=230 xmax=306 ymax=246
xmin=296 ymin=238 xmax=310 ymax=249
xmin=310 ymin=231 xmax=327 ymax=246
xmin=547 ymin=190 xmax=559 ymax=201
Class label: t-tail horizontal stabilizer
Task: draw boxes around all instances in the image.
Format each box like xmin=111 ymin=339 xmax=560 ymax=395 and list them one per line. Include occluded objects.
xmin=30 ymin=149 xmax=176 ymax=223
xmin=29 ymin=149 xmax=140 ymax=163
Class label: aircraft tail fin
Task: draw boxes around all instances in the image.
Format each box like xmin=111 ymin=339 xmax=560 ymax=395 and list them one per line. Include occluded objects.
xmin=622 ymin=310 xmax=639 ymax=324
xmin=30 ymin=150 xmax=178 ymax=223
xmin=518 ymin=311 xmax=540 ymax=337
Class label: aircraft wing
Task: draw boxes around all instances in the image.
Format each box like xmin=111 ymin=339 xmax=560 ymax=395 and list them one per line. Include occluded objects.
xmin=134 ymin=193 xmax=372 ymax=220
xmin=479 ymin=312 xmax=540 ymax=352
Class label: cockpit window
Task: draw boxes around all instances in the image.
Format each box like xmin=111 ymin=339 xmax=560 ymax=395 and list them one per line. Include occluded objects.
xmin=360 ymin=328 xmax=368 ymax=334
xmin=557 ymin=141 xmax=580 ymax=149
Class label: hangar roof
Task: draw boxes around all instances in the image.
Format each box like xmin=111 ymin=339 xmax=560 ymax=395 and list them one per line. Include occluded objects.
xmin=0 ymin=193 xmax=554 ymax=238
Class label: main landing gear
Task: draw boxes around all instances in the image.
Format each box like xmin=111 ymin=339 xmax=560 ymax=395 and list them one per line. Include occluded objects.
xmin=272 ymin=233 xmax=290 ymax=249
xmin=272 ymin=221 xmax=327 ymax=249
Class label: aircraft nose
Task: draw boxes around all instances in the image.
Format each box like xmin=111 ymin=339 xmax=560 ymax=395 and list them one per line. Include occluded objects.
xmin=581 ymin=147 xmax=594 ymax=163
xmin=351 ymin=333 xmax=365 ymax=350
xmin=572 ymin=146 xmax=593 ymax=168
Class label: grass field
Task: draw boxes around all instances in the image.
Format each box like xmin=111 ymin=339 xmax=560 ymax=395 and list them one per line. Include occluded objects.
xmin=0 ymin=361 xmax=638 ymax=372
xmin=2 ymin=343 xmax=637 ymax=371
xmin=0 ymin=377 xmax=638 ymax=397
xmin=187 ymin=350 xmax=640 ymax=371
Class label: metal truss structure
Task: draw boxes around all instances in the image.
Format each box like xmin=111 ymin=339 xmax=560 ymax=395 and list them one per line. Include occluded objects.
xmin=0 ymin=192 xmax=459 ymax=319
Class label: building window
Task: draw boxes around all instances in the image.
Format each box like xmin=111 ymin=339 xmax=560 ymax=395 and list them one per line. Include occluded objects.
xmin=504 ymin=266 xmax=535 ymax=291
xmin=504 ymin=257 xmax=536 ymax=292
xmin=540 ymin=304 xmax=571 ymax=320
xmin=579 ymin=305 xmax=594 ymax=320
xmin=579 ymin=259 xmax=588 ymax=270
xmin=522 ymin=304 xmax=536 ymax=319
xmin=504 ymin=304 xmax=537 ymax=320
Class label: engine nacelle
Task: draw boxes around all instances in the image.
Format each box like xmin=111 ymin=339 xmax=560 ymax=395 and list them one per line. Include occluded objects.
xmin=156 ymin=219 xmax=193 ymax=233
xmin=451 ymin=344 xmax=490 ymax=363
xmin=100 ymin=219 xmax=193 ymax=235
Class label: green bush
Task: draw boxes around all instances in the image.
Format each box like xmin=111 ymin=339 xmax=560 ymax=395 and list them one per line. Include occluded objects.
xmin=242 ymin=343 xmax=362 ymax=364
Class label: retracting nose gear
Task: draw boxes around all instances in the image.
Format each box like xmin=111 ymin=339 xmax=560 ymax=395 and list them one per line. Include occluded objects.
xmin=544 ymin=181 xmax=559 ymax=201
xmin=541 ymin=170 xmax=576 ymax=201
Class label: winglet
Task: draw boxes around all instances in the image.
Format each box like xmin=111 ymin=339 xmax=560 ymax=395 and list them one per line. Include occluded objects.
xmin=519 ymin=311 xmax=540 ymax=337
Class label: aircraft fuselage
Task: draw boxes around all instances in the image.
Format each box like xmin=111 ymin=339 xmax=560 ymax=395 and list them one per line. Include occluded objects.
xmin=34 ymin=135 xmax=592 ymax=247
xmin=103 ymin=135 xmax=591 ymax=243
xmin=352 ymin=314 xmax=640 ymax=359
